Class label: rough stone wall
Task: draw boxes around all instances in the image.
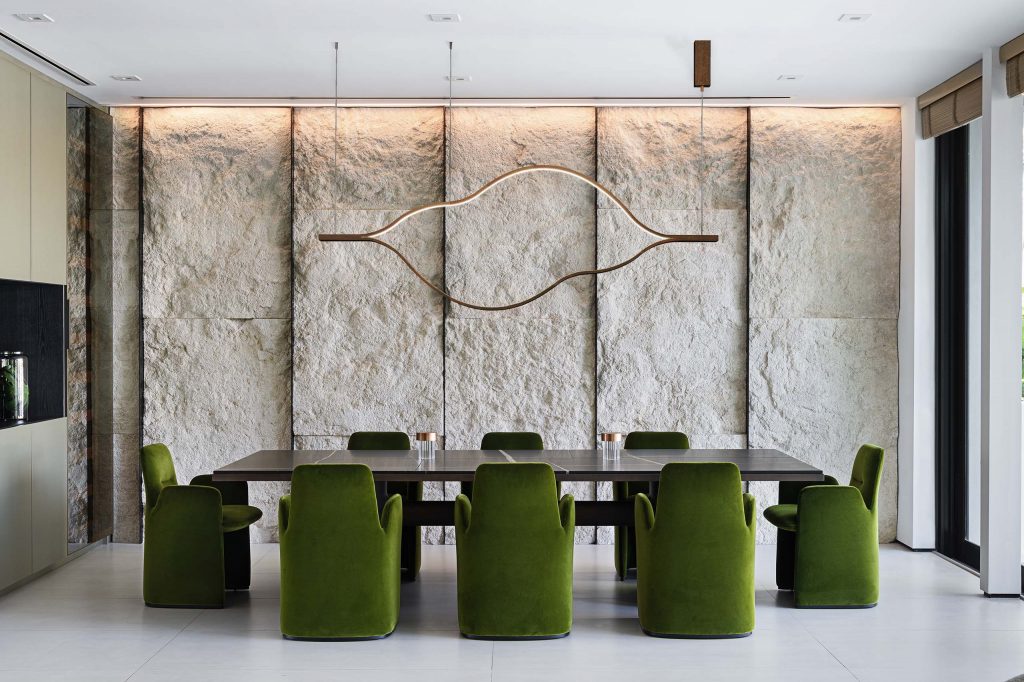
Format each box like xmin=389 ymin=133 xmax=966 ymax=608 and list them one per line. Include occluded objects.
xmin=113 ymin=105 xmax=901 ymax=546
xmin=291 ymin=107 xmax=446 ymax=543
xmin=748 ymin=108 xmax=901 ymax=543
xmin=444 ymin=108 xmax=598 ymax=544
xmin=66 ymin=108 xmax=89 ymax=544
xmin=141 ymin=108 xmax=292 ymax=542
xmin=594 ymin=108 xmax=750 ymax=543
xmin=110 ymin=108 xmax=142 ymax=543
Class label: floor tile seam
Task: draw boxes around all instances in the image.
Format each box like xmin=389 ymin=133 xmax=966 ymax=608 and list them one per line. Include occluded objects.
xmin=124 ymin=609 xmax=204 ymax=680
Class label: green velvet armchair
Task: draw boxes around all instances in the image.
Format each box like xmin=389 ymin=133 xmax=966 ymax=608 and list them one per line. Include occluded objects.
xmin=614 ymin=431 xmax=689 ymax=579
xmin=348 ymin=431 xmax=421 ymax=581
xmin=140 ymin=443 xmax=263 ymax=608
xmin=763 ymin=444 xmax=885 ymax=608
xmin=455 ymin=462 xmax=574 ymax=639
xmin=461 ymin=431 xmax=545 ymax=499
xmin=634 ymin=462 xmax=755 ymax=638
xmin=279 ymin=464 xmax=402 ymax=640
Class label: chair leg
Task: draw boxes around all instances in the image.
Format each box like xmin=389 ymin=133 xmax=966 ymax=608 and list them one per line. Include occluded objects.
xmin=776 ymin=529 xmax=797 ymax=590
xmin=223 ymin=526 xmax=252 ymax=590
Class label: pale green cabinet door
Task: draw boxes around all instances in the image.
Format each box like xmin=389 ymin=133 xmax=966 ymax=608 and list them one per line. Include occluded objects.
xmin=0 ymin=426 xmax=33 ymax=589
xmin=0 ymin=58 xmax=31 ymax=281
xmin=30 ymin=74 xmax=67 ymax=285
xmin=31 ymin=418 xmax=68 ymax=571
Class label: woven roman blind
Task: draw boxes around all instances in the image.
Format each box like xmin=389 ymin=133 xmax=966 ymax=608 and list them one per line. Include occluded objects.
xmin=918 ymin=62 xmax=983 ymax=139
xmin=1001 ymin=33 xmax=1024 ymax=98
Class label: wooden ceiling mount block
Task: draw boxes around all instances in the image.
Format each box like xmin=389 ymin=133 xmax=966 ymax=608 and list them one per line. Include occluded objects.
xmin=694 ymin=40 xmax=711 ymax=89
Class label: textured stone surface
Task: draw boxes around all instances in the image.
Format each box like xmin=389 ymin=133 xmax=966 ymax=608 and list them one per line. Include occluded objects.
xmin=66 ymin=108 xmax=89 ymax=544
xmin=596 ymin=208 xmax=747 ymax=442
xmin=112 ymin=432 xmax=141 ymax=543
xmin=749 ymin=108 xmax=901 ymax=319
xmin=445 ymin=108 xmax=597 ymax=543
xmin=110 ymin=106 xmax=142 ymax=543
xmin=143 ymin=319 xmax=291 ymax=542
xmin=446 ymin=108 xmax=596 ymax=319
xmin=748 ymin=108 xmax=900 ymax=543
xmin=292 ymin=209 xmax=444 ymax=437
xmin=112 ymin=108 xmax=139 ymax=210
xmin=749 ymin=319 xmax=898 ymax=542
xmin=445 ymin=318 xmax=597 ymax=544
xmin=142 ymin=108 xmax=291 ymax=319
xmin=293 ymin=108 xmax=443 ymax=210
xmin=595 ymin=107 xmax=748 ymax=459
xmin=597 ymin=108 xmax=748 ymax=211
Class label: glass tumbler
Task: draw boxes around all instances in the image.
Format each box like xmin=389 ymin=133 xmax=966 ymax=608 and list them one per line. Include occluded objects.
xmin=416 ymin=432 xmax=437 ymax=462
xmin=599 ymin=432 xmax=622 ymax=461
xmin=0 ymin=351 xmax=28 ymax=421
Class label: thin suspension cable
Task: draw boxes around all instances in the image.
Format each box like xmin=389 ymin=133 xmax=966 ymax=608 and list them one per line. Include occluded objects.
xmin=447 ymin=41 xmax=453 ymax=184
xmin=333 ymin=41 xmax=339 ymax=232
xmin=699 ymin=85 xmax=705 ymax=234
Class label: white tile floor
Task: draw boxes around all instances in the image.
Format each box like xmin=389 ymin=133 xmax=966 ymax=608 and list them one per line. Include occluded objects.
xmin=0 ymin=543 xmax=1022 ymax=681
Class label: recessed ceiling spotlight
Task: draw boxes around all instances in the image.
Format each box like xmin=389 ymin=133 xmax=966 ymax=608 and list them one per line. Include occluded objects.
xmin=445 ymin=75 xmax=471 ymax=82
xmin=777 ymin=74 xmax=802 ymax=81
xmin=838 ymin=13 xmax=871 ymax=23
xmin=110 ymin=75 xmax=142 ymax=82
xmin=13 ymin=13 xmax=53 ymax=22
xmin=428 ymin=13 xmax=461 ymax=22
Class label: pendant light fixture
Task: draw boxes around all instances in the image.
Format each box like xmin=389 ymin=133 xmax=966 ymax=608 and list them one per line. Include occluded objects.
xmin=318 ymin=41 xmax=719 ymax=312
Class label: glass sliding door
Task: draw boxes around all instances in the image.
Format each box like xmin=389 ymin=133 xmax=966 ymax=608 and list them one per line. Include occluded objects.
xmin=935 ymin=121 xmax=981 ymax=569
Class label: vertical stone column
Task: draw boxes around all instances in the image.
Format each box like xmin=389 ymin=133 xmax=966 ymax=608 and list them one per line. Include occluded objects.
xmin=748 ymin=108 xmax=901 ymax=543
xmin=110 ymin=107 xmax=142 ymax=543
xmin=444 ymin=107 xmax=598 ymax=543
xmin=594 ymin=107 xmax=750 ymax=544
xmin=291 ymin=107 xmax=445 ymax=541
xmin=141 ymin=108 xmax=293 ymax=542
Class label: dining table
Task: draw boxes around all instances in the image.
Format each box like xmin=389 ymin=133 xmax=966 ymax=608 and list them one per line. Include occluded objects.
xmin=212 ymin=448 xmax=823 ymax=527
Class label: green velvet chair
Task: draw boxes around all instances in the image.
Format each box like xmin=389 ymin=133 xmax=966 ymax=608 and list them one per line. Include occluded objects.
xmin=614 ymin=431 xmax=689 ymax=579
xmin=279 ymin=464 xmax=402 ymax=640
xmin=455 ymin=463 xmax=574 ymax=639
xmin=763 ymin=444 xmax=885 ymax=608
xmin=634 ymin=462 xmax=755 ymax=638
xmin=348 ymin=431 xmax=421 ymax=581
xmin=140 ymin=443 xmax=263 ymax=608
xmin=462 ymin=431 xmax=545 ymax=499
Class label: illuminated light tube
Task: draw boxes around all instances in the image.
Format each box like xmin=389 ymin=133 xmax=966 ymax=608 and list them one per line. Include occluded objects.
xmin=318 ymin=164 xmax=718 ymax=311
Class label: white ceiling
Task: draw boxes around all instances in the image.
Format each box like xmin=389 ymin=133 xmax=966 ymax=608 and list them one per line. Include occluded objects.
xmin=0 ymin=0 xmax=1022 ymax=106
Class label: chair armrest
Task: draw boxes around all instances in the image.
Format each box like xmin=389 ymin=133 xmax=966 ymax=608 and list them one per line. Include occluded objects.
xmin=634 ymin=493 xmax=655 ymax=533
xmin=189 ymin=474 xmax=248 ymax=505
xmin=454 ymin=494 xmax=472 ymax=534
xmin=779 ymin=475 xmax=839 ymax=504
xmin=742 ymin=492 xmax=756 ymax=530
xmin=380 ymin=493 xmax=403 ymax=538
xmin=278 ymin=494 xmax=292 ymax=536
xmin=559 ymin=494 xmax=575 ymax=535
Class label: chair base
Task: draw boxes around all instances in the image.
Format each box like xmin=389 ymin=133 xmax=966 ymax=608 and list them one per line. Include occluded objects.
xmin=145 ymin=601 xmax=223 ymax=610
xmin=641 ymin=628 xmax=752 ymax=639
xmin=461 ymin=632 xmax=570 ymax=641
xmin=282 ymin=629 xmax=396 ymax=642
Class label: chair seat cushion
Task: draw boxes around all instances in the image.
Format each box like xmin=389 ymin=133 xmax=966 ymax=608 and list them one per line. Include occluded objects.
xmin=222 ymin=504 xmax=263 ymax=533
xmin=763 ymin=504 xmax=798 ymax=532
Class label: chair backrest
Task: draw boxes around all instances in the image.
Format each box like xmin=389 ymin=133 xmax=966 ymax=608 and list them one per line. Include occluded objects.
xmin=652 ymin=462 xmax=745 ymax=534
xmin=480 ymin=432 xmax=544 ymax=450
xmin=141 ymin=443 xmax=178 ymax=514
xmin=348 ymin=431 xmax=411 ymax=450
xmin=288 ymin=464 xmax=383 ymax=532
xmin=624 ymin=431 xmax=690 ymax=449
xmin=849 ymin=444 xmax=885 ymax=512
xmin=468 ymin=463 xmax=561 ymax=532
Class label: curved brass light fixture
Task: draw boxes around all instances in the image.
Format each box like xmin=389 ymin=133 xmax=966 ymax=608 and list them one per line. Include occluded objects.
xmin=318 ymin=42 xmax=720 ymax=312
